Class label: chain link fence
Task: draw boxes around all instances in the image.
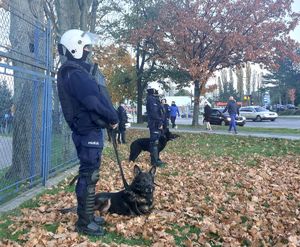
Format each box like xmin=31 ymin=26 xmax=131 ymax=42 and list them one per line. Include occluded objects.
xmin=0 ymin=3 xmax=77 ymax=204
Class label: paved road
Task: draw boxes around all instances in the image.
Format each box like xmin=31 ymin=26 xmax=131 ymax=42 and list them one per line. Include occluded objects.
xmin=176 ymin=116 xmax=300 ymax=129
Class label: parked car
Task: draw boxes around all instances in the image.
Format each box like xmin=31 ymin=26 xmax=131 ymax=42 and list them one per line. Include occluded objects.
xmin=239 ymin=106 xmax=278 ymax=121
xmin=181 ymin=113 xmax=193 ymax=118
xmin=209 ymin=108 xmax=246 ymax=126
xmin=275 ymin=104 xmax=287 ymax=111
xmin=286 ymin=104 xmax=297 ymax=110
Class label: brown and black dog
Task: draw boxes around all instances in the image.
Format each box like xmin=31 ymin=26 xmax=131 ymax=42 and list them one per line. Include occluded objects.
xmin=60 ymin=165 xmax=156 ymax=216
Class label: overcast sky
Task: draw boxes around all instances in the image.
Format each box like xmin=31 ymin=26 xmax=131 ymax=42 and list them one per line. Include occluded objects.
xmin=290 ymin=1 xmax=300 ymax=42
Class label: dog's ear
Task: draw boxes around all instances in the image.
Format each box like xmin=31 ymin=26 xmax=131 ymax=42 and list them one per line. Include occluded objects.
xmin=133 ymin=165 xmax=142 ymax=176
xmin=149 ymin=166 xmax=156 ymax=177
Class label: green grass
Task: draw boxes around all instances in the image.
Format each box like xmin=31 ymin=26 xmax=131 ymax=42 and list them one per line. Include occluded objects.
xmin=0 ymin=198 xmax=41 ymax=242
xmin=44 ymin=223 xmax=59 ymax=233
xmin=132 ymin=122 xmax=300 ymax=135
xmin=89 ymin=231 xmax=151 ymax=246
xmin=210 ymin=125 xmax=300 ymax=135
xmin=165 ymin=132 xmax=300 ymax=159
xmin=165 ymin=224 xmax=201 ymax=246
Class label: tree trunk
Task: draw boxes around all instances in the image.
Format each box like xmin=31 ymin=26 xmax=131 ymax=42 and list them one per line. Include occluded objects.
xmin=137 ymin=76 xmax=143 ymax=123
xmin=246 ymin=62 xmax=251 ymax=95
xmin=192 ymin=80 xmax=201 ymax=126
xmin=236 ymin=67 xmax=244 ymax=101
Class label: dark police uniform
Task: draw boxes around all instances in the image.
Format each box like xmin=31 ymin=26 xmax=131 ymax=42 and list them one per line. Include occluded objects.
xmin=146 ymin=92 xmax=163 ymax=166
xmin=161 ymin=102 xmax=170 ymax=133
xmin=117 ymin=105 xmax=128 ymax=144
xmin=57 ymin=59 xmax=118 ymax=234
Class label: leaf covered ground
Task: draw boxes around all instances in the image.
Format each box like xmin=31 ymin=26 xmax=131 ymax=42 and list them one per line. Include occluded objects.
xmin=0 ymin=130 xmax=299 ymax=246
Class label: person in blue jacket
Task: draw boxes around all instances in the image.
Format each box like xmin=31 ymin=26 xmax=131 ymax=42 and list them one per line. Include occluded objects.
xmin=170 ymin=101 xmax=180 ymax=128
xmin=57 ymin=29 xmax=119 ymax=236
xmin=223 ymin=96 xmax=239 ymax=134
xmin=146 ymin=83 xmax=165 ymax=167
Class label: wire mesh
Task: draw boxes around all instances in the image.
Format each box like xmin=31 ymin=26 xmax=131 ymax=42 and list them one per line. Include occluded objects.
xmin=49 ymin=79 xmax=77 ymax=175
xmin=0 ymin=3 xmax=47 ymax=68
xmin=0 ymin=4 xmax=77 ymax=204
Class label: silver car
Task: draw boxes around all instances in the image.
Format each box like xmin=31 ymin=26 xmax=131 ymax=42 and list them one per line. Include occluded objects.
xmin=239 ymin=106 xmax=278 ymax=121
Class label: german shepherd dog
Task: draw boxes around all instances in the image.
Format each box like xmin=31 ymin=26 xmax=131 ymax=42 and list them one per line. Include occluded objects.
xmin=60 ymin=165 xmax=156 ymax=216
xmin=129 ymin=129 xmax=180 ymax=162
xmin=95 ymin=165 xmax=156 ymax=215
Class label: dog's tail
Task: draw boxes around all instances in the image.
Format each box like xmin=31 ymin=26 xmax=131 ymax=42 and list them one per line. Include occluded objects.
xmin=59 ymin=206 xmax=77 ymax=214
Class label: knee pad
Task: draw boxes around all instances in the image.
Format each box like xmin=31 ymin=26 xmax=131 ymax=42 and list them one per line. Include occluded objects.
xmin=90 ymin=169 xmax=100 ymax=184
xmin=80 ymin=169 xmax=100 ymax=185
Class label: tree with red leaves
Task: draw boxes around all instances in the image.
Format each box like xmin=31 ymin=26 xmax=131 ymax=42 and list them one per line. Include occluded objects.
xmin=139 ymin=0 xmax=300 ymax=125
xmin=288 ymin=88 xmax=296 ymax=105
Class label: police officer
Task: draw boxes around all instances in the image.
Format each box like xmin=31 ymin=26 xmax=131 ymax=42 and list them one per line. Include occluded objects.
xmin=161 ymin=98 xmax=170 ymax=134
xmin=57 ymin=29 xmax=118 ymax=236
xmin=146 ymin=83 xmax=164 ymax=167
xmin=117 ymin=103 xmax=128 ymax=144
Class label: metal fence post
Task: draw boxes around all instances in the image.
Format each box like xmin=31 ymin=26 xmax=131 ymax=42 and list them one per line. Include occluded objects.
xmin=42 ymin=20 xmax=53 ymax=186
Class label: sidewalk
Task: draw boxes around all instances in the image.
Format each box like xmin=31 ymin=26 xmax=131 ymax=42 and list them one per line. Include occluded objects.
xmin=132 ymin=126 xmax=300 ymax=140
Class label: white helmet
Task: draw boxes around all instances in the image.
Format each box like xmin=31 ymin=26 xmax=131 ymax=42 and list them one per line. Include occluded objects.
xmin=59 ymin=29 xmax=99 ymax=59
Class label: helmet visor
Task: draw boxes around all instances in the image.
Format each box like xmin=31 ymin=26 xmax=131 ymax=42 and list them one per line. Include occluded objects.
xmin=81 ymin=32 xmax=100 ymax=45
xmin=83 ymin=44 xmax=93 ymax=52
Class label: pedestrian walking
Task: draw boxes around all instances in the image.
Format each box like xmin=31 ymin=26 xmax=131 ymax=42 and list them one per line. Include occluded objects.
xmin=223 ymin=96 xmax=239 ymax=134
xmin=170 ymin=101 xmax=180 ymax=129
xmin=203 ymin=101 xmax=212 ymax=131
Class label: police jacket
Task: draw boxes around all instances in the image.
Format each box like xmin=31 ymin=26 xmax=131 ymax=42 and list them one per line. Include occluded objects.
xmin=223 ymin=100 xmax=239 ymax=115
xmin=161 ymin=103 xmax=170 ymax=126
xmin=162 ymin=104 xmax=170 ymax=119
xmin=117 ymin=105 xmax=128 ymax=130
xmin=57 ymin=60 xmax=118 ymax=135
xmin=146 ymin=94 xmax=163 ymax=129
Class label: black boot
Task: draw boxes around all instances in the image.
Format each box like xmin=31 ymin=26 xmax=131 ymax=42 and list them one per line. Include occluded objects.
xmin=121 ymin=131 xmax=126 ymax=144
xmin=75 ymin=170 xmax=105 ymax=236
xmin=93 ymin=216 xmax=105 ymax=225
xmin=157 ymin=157 xmax=167 ymax=166
xmin=150 ymin=141 xmax=164 ymax=167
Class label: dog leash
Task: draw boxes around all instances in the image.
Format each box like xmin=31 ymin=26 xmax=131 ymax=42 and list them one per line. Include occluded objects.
xmin=108 ymin=128 xmax=130 ymax=190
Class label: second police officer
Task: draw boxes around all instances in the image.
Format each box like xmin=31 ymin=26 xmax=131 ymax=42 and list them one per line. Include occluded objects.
xmin=146 ymin=83 xmax=165 ymax=167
